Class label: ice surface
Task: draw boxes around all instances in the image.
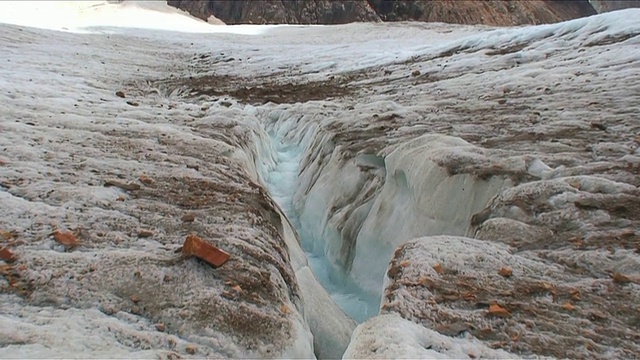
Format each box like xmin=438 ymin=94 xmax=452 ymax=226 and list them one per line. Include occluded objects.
xmin=1 ymin=2 xmax=640 ymax=358
xmin=344 ymin=314 xmax=517 ymax=359
xmin=0 ymin=7 xmax=316 ymax=359
xmin=381 ymin=236 xmax=640 ymax=357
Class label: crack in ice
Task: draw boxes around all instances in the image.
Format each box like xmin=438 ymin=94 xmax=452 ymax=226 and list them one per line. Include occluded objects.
xmin=264 ymin=133 xmax=379 ymax=323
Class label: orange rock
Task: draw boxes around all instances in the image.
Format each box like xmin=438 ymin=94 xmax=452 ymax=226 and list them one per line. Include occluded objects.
xmin=433 ymin=263 xmax=444 ymax=275
xmin=488 ymin=303 xmax=511 ymax=317
xmin=182 ymin=234 xmax=230 ymax=268
xmin=155 ymin=323 xmax=166 ymax=332
xmin=498 ymin=267 xmax=513 ymax=278
xmin=562 ymin=302 xmax=576 ymax=311
xmin=0 ymin=247 xmax=16 ymax=262
xmin=52 ymin=230 xmax=79 ymax=247
xmin=131 ymin=294 xmax=140 ymax=303
xmin=399 ymin=259 xmax=411 ymax=267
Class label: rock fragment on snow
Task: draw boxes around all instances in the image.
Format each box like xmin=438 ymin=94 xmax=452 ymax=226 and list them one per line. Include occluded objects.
xmin=137 ymin=230 xmax=154 ymax=238
xmin=0 ymin=230 xmax=14 ymax=240
xmin=488 ymin=303 xmax=511 ymax=317
xmin=612 ymin=272 xmax=632 ymax=284
xmin=185 ymin=344 xmax=197 ymax=355
xmin=104 ymin=179 xmax=141 ymax=191
xmin=0 ymin=247 xmax=16 ymax=262
xmin=434 ymin=322 xmax=471 ymax=337
xmin=138 ymin=175 xmax=154 ymax=185
xmin=52 ymin=230 xmax=79 ymax=248
xmin=432 ymin=263 xmax=444 ymax=275
xmin=181 ymin=213 xmax=196 ymax=223
xmin=498 ymin=267 xmax=513 ymax=278
xmin=181 ymin=234 xmax=230 ymax=267
xmin=115 ymin=90 xmax=125 ymax=98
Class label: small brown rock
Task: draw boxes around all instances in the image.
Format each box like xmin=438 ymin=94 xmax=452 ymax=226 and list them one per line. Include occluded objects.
xmin=138 ymin=230 xmax=154 ymax=238
xmin=126 ymin=101 xmax=139 ymax=107
xmin=116 ymin=195 xmax=126 ymax=202
xmin=0 ymin=247 xmax=16 ymax=262
xmin=155 ymin=323 xmax=166 ymax=332
xmin=488 ymin=303 xmax=511 ymax=317
xmin=115 ymin=91 xmax=126 ymax=98
xmin=280 ymin=304 xmax=291 ymax=314
xmin=0 ymin=230 xmax=14 ymax=240
xmin=138 ymin=175 xmax=154 ymax=185
xmin=104 ymin=180 xmax=141 ymax=191
xmin=562 ymin=302 xmax=576 ymax=311
xmin=130 ymin=294 xmax=140 ymax=303
xmin=498 ymin=267 xmax=513 ymax=278
xmin=181 ymin=213 xmax=196 ymax=223
xmin=411 ymin=70 xmax=421 ymax=76
xmin=434 ymin=322 xmax=469 ymax=337
xmin=185 ymin=345 xmax=197 ymax=355
xmin=53 ymin=230 xmax=79 ymax=248
xmin=433 ymin=263 xmax=444 ymax=275
xmin=612 ymin=272 xmax=631 ymax=284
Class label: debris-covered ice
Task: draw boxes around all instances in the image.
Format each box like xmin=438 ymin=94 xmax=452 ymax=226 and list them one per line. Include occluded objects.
xmin=1 ymin=1 xmax=639 ymax=358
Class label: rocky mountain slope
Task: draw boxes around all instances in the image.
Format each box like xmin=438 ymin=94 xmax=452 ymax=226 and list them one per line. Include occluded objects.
xmin=169 ymin=0 xmax=599 ymax=25
xmin=167 ymin=0 xmax=379 ymax=25
xmin=590 ymin=0 xmax=640 ymax=12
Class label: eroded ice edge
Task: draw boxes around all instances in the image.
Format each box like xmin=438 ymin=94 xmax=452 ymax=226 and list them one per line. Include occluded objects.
xmin=1 ymin=1 xmax=640 ymax=359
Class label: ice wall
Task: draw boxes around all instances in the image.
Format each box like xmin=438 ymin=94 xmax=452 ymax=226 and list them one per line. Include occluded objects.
xmin=293 ymin=130 xmax=510 ymax=300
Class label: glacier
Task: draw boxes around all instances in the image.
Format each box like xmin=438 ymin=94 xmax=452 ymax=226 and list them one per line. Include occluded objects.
xmin=1 ymin=1 xmax=640 ymax=359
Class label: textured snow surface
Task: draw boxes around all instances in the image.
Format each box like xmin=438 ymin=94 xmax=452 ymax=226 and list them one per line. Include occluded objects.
xmin=344 ymin=314 xmax=516 ymax=359
xmin=1 ymin=2 xmax=640 ymax=359
xmin=0 ymin=7 xmax=315 ymax=359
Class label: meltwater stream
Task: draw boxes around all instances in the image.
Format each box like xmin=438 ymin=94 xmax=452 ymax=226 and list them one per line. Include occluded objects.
xmin=264 ymin=136 xmax=378 ymax=323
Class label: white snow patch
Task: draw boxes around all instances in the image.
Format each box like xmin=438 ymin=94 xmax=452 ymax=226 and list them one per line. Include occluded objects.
xmin=343 ymin=314 xmax=517 ymax=359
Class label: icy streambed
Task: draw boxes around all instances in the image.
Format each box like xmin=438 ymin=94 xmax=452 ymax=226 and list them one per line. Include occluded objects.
xmin=264 ymin=133 xmax=378 ymax=323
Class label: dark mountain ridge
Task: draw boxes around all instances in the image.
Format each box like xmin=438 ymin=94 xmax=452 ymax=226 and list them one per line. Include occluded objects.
xmin=167 ymin=0 xmax=629 ymax=26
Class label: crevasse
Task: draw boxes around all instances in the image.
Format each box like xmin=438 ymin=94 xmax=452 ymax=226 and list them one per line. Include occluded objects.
xmin=263 ymin=123 xmax=379 ymax=323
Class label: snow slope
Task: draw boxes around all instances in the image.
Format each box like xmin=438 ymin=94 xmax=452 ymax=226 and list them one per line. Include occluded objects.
xmin=0 ymin=1 xmax=235 ymax=33
xmin=1 ymin=2 xmax=639 ymax=359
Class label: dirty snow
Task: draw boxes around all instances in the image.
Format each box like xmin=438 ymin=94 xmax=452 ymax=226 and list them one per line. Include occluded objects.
xmin=1 ymin=1 xmax=640 ymax=359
